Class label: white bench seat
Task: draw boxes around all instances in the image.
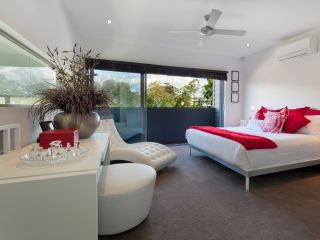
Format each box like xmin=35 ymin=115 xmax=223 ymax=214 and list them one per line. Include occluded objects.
xmin=98 ymin=163 xmax=156 ymax=235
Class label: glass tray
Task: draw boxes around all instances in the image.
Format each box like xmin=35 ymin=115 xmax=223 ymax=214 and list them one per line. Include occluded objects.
xmin=19 ymin=147 xmax=89 ymax=167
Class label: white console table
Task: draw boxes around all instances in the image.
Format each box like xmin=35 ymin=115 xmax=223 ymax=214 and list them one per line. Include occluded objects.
xmin=0 ymin=133 xmax=109 ymax=240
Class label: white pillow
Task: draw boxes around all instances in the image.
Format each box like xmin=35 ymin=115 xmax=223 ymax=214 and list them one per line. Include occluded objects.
xmin=246 ymin=119 xmax=264 ymax=131
xmin=296 ymin=116 xmax=320 ymax=135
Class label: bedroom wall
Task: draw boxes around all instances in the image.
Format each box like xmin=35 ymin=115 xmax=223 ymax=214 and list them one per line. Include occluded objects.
xmin=0 ymin=0 xmax=80 ymax=146
xmin=82 ymin=39 xmax=244 ymax=127
xmin=243 ymin=28 xmax=320 ymax=119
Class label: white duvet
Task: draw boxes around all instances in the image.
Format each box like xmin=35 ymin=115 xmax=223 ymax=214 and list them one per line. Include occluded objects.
xmin=186 ymin=127 xmax=320 ymax=172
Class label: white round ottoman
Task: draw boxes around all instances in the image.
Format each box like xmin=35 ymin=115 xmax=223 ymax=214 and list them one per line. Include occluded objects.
xmin=98 ymin=163 xmax=157 ymax=235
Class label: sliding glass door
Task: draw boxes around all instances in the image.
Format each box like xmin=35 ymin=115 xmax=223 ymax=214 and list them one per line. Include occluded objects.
xmin=92 ymin=60 xmax=226 ymax=144
xmin=94 ymin=70 xmax=145 ymax=143
xmin=145 ymin=74 xmax=224 ymax=143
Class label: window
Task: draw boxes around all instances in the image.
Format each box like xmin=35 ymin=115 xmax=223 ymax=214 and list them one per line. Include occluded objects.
xmin=0 ymin=32 xmax=55 ymax=105
xmin=93 ymin=60 xmax=227 ymax=143
xmin=147 ymin=74 xmax=215 ymax=108
xmin=94 ymin=70 xmax=141 ymax=107
xmin=94 ymin=69 xmax=145 ymax=143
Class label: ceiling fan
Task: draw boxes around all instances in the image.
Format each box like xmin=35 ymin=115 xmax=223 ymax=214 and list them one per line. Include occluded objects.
xmin=169 ymin=9 xmax=247 ymax=46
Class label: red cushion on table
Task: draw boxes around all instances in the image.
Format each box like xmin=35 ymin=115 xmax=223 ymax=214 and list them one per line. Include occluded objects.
xmin=283 ymin=111 xmax=311 ymax=133
xmin=39 ymin=129 xmax=79 ymax=149
xmin=305 ymin=108 xmax=320 ymax=115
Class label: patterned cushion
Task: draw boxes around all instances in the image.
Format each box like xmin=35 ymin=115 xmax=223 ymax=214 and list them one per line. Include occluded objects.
xmin=262 ymin=109 xmax=287 ymax=133
xmin=246 ymin=119 xmax=264 ymax=131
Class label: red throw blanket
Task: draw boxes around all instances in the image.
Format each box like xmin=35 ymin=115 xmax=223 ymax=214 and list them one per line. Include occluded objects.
xmin=190 ymin=126 xmax=277 ymax=150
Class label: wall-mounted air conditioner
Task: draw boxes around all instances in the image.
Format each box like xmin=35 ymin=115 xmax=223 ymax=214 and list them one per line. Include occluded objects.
xmin=275 ymin=36 xmax=318 ymax=62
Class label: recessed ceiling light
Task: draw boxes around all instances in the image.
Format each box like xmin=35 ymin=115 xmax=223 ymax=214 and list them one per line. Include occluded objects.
xmin=107 ymin=19 xmax=112 ymax=24
xmin=246 ymin=43 xmax=250 ymax=47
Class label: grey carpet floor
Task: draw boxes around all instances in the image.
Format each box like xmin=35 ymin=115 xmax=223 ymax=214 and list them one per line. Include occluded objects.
xmin=99 ymin=145 xmax=320 ymax=240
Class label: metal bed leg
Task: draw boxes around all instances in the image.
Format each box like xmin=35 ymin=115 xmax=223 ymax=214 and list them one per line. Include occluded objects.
xmin=189 ymin=145 xmax=192 ymax=155
xmin=245 ymin=177 xmax=250 ymax=192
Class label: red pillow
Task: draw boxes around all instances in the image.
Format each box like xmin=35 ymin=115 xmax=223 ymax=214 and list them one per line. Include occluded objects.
xmin=305 ymin=108 xmax=320 ymax=115
xmin=283 ymin=111 xmax=311 ymax=133
xmin=288 ymin=107 xmax=309 ymax=115
xmin=253 ymin=106 xmax=264 ymax=120
xmin=255 ymin=106 xmax=288 ymax=120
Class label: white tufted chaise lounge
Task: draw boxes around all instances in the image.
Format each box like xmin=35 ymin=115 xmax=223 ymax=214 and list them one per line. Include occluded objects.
xmin=97 ymin=119 xmax=177 ymax=171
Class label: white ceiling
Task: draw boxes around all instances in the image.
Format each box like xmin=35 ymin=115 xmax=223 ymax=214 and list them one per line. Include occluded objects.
xmin=62 ymin=0 xmax=320 ymax=58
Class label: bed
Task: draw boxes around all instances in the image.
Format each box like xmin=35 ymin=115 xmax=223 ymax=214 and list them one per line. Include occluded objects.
xmin=186 ymin=127 xmax=320 ymax=191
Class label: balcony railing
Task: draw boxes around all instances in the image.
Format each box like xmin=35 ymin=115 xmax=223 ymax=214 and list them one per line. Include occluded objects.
xmin=147 ymin=107 xmax=216 ymax=143
xmin=103 ymin=107 xmax=217 ymax=144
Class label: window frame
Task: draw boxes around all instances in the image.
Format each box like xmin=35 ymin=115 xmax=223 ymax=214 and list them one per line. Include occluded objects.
xmin=91 ymin=59 xmax=228 ymax=109
xmin=0 ymin=29 xmax=53 ymax=107
xmin=91 ymin=60 xmax=226 ymax=141
xmin=92 ymin=59 xmax=228 ymax=80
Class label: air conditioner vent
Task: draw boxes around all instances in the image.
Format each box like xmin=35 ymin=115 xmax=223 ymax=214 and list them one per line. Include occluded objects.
xmin=275 ymin=37 xmax=317 ymax=62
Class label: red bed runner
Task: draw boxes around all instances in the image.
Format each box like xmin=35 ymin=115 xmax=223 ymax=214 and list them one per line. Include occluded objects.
xmin=190 ymin=126 xmax=277 ymax=150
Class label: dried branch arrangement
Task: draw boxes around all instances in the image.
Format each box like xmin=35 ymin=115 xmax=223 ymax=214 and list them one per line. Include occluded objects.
xmin=31 ymin=44 xmax=110 ymax=121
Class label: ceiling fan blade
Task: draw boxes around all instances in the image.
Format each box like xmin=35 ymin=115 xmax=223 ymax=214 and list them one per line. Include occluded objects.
xmin=214 ymin=29 xmax=246 ymax=36
xmin=206 ymin=9 xmax=222 ymax=28
xmin=198 ymin=35 xmax=208 ymax=47
xmin=169 ymin=30 xmax=200 ymax=34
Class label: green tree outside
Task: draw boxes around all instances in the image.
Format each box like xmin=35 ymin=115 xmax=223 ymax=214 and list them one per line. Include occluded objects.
xmin=147 ymin=81 xmax=177 ymax=107
xmin=99 ymin=79 xmax=140 ymax=107
xmin=203 ymin=79 xmax=213 ymax=106
xmin=95 ymin=77 xmax=214 ymax=108
xmin=147 ymin=78 xmax=213 ymax=108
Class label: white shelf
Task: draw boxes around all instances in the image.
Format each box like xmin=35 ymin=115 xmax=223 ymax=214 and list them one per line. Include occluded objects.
xmin=0 ymin=133 xmax=109 ymax=183
xmin=0 ymin=124 xmax=20 ymax=154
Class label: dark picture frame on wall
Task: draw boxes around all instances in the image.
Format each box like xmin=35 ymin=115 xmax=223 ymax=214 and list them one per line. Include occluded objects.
xmin=231 ymin=70 xmax=240 ymax=103
xmin=231 ymin=81 xmax=239 ymax=92
xmin=231 ymin=71 xmax=239 ymax=81
xmin=231 ymin=92 xmax=239 ymax=103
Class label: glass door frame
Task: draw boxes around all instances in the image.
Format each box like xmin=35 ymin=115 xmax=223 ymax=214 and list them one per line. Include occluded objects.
xmin=91 ymin=68 xmax=147 ymax=142
xmin=90 ymin=60 xmax=227 ymax=142
xmin=141 ymin=73 xmax=147 ymax=141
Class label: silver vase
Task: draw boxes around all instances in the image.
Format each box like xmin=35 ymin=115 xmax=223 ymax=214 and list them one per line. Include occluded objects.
xmin=53 ymin=112 xmax=100 ymax=139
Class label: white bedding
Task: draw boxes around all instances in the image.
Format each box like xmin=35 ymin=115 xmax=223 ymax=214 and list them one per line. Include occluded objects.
xmin=186 ymin=127 xmax=320 ymax=172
